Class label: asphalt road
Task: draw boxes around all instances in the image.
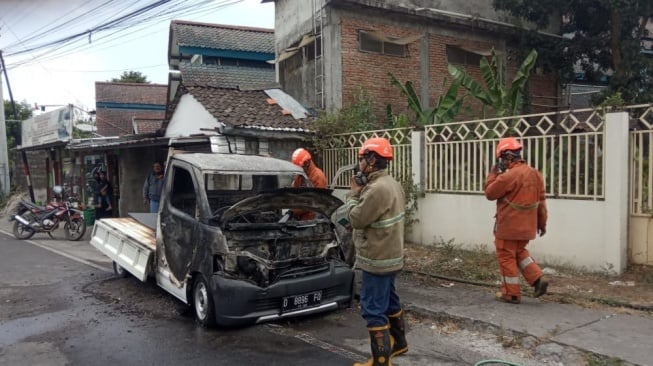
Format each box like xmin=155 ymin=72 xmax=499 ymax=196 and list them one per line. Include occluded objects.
xmin=0 ymin=230 xmax=544 ymax=366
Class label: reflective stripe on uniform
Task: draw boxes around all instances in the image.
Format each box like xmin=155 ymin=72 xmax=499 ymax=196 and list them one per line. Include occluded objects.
xmin=356 ymin=254 xmax=404 ymax=268
xmin=370 ymin=212 xmax=405 ymax=228
xmin=345 ymin=199 xmax=359 ymax=208
xmin=519 ymin=257 xmax=534 ymax=270
xmin=503 ymin=198 xmax=539 ymax=211
xmin=502 ymin=276 xmax=521 ymax=285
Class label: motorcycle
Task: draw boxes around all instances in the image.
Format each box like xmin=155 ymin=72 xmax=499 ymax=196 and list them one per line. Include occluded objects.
xmin=9 ymin=186 xmax=87 ymax=241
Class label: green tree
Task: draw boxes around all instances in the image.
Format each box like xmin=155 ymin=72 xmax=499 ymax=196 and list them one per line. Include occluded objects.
xmin=493 ymin=0 xmax=653 ymax=104
xmin=110 ymin=71 xmax=150 ymax=83
xmin=448 ymin=49 xmax=538 ymax=118
xmin=388 ymin=73 xmax=465 ymax=126
xmin=4 ymin=100 xmax=33 ymax=149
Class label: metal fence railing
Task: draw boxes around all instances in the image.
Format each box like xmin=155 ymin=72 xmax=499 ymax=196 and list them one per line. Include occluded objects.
xmin=321 ymin=104 xmax=653 ymax=205
xmin=322 ymin=127 xmax=413 ymax=188
xmin=629 ymin=104 xmax=653 ymax=215
xmin=423 ymin=108 xmax=606 ymax=199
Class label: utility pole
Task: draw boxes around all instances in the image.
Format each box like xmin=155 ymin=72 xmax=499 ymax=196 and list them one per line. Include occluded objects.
xmin=1 ymin=50 xmax=34 ymax=202
xmin=0 ymin=50 xmax=10 ymax=197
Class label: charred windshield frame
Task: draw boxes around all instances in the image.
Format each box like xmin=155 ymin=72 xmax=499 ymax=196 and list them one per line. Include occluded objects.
xmin=205 ymin=172 xmax=297 ymax=219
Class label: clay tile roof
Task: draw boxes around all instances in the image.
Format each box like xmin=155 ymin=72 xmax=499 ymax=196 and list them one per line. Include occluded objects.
xmin=185 ymin=86 xmax=314 ymax=131
xmin=134 ymin=118 xmax=165 ymax=134
xmin=179 ymin=63 xmax=277 ymax=90
xmin=171 ymin=20 xmax=274 ymax=54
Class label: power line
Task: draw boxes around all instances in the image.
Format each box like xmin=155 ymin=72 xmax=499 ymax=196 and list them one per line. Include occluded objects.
xmin=2 ymin=0 xmax=243 ymax=70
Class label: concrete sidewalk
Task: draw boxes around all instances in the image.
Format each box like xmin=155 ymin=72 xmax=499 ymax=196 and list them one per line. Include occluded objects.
xmin=1 ymin=218 xmax=651 ymax=365
xmin=398 ymin=275 xmax=653 ymax=365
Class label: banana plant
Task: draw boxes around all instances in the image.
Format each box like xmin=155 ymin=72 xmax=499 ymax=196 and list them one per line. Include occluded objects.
xmin=448 ymin=48 xmax=538 ymax=118
xmin=388 ymin=72 xmax=465 ymax=126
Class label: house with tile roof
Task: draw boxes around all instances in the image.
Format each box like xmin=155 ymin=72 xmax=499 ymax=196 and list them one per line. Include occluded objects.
xmin=59 ymin=20 xmax=319 ymax=219
xmin=164 ymin=20 xmax=316 ymax=158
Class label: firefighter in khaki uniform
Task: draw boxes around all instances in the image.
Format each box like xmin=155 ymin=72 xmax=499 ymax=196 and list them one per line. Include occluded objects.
xmin=346 ymin=137 xmax=407 ymax=366
xmin=290 ymin=148 xmax=327 ymax=220
xmin=485 ymin=137 xmax=549 ymax=304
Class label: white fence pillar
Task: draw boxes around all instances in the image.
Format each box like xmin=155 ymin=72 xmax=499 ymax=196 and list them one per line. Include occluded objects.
xmin=411 ymin=130 xmax=424 ymax=192
xmin=604 ymin=112 xmax=629 ymax=273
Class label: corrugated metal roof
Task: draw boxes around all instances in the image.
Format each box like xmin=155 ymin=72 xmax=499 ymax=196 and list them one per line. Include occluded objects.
xmin=67 ymin=135 xmax=169 ymax=150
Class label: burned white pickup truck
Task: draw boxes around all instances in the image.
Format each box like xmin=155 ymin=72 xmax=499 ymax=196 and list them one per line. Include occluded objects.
xmin=90 ymin=153 xmax=354 ymax=327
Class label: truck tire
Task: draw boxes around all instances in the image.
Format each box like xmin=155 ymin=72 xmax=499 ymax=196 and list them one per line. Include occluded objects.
xmin=112 ymin=261 xmax=130 ymax=278
xmin=193 ymin=275 xmax=217 ymax=328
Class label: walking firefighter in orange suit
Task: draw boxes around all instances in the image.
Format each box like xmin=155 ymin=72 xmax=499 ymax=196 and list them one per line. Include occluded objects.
xmin=484 ymin=137 xmax=549 ymax=304
xmin=290 ymin=148 xmax=327 ymax=220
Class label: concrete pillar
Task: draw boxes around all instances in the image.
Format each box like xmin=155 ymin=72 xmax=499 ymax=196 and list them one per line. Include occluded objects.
xmin=411 ymin=130 xmax=425 ymax=193
xmin=420 ymin=32 xmax=430 ymax=110
xmin=0 ymin=75 xmax=9 ymax=196
xmin=604 ymin=112 xmax=629 ymax=273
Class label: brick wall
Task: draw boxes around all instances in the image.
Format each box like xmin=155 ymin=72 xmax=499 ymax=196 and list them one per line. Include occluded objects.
xmin=341 ymin=18 xmax=421 ymax=123
xmin=95 ymin=82 xmax=167 ymax=137
xmin=339 ymin=17 xmax=558 ymax=122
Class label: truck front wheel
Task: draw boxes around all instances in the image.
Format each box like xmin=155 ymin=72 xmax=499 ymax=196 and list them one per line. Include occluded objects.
xmin=193 ymin=275 xmax=216 ymax=327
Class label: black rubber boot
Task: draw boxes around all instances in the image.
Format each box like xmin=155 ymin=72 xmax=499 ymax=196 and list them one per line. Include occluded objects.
xmin=388 ymin=310 xmax=408 ymax=357
xmin=533 ymin=277 xmax=549 ymax=298
xmin=353 ymin=324 xmax=392 ymax=366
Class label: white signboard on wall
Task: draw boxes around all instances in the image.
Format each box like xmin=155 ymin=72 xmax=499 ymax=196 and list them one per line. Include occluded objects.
xmin=21 ymin=105 xmax=72 ymax=148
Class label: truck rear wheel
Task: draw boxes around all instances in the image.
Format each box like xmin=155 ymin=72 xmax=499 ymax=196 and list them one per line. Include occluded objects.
xmin=112 ymin=261 xmax=130 ymax=278
xmin=193 ymin=275 xmax=216 ymax=327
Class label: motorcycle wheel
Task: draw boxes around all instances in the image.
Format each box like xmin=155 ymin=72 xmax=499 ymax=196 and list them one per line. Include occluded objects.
xmin=64 ymin=217 xmax=86 ymax=241
xmin=13 ymin=212 xmax=36 ymax=240
xmin=46 ymin=219 xmax=62 ymax=240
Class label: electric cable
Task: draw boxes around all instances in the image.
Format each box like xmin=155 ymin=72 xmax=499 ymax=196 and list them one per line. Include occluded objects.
xmin=2 ymin=0 xmax=243 ymax=70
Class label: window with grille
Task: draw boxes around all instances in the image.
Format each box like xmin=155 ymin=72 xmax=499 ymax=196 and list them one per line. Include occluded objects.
xmin=201 ymin=57 xmax=271 ymax=69
xmin=359 ymin=31 xmax=406 ymax=57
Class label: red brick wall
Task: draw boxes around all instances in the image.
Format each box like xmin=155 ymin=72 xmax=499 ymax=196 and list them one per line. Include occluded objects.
xmin=341 ymin=18 xmax=421 ymax=124
xmin=95 ymin=82 xmax=167 ymax=136
xmin=339 ymin=17 xmax=558 ymax=123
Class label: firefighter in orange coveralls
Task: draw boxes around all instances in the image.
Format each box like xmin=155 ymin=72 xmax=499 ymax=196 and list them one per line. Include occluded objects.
xmin=484 ymin=137 xmax=549 ymax=304
xmin=346 ymin=137 xmax=407 ymax=366
xmin=290 ymin=148 xmax=327 ymax=220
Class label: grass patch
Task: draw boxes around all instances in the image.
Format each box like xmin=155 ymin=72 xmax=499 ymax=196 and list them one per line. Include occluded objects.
xmin=406 ymin=238 xmax=499 ymax=282
xmin=586 ymin=354 xmax=625 ymax=366
xmin=405 ymin=239 xmax=653 ymax=314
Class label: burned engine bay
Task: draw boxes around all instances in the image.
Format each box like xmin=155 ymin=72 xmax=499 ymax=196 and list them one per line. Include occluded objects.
xmin=215 ymin=211 xmax=344 ymax=287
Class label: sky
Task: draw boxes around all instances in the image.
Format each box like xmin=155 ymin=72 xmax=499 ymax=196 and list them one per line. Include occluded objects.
xmin=0 ymin=0 xmax=275 ymax=113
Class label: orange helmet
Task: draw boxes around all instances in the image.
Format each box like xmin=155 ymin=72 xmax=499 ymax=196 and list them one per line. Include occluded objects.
xmin=291 ymin=148 xmax=312 ymax=166
xmin=496 ymin=137 xmax=523 ymax=158
xmin=359 ymin=137 xmax=393 ymax=160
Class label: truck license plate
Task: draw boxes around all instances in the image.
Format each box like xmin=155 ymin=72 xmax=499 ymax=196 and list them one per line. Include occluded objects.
xmin=282 ymin=290 xmax=322 ymax=313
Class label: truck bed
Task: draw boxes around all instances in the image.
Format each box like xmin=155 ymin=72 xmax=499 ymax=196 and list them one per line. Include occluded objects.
xmin=90 ymin=217 xmax=156 ymax=281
